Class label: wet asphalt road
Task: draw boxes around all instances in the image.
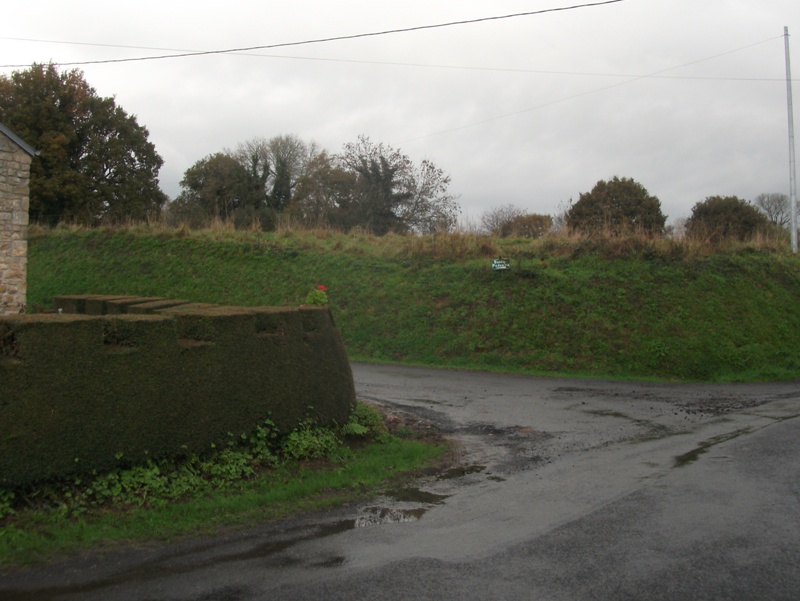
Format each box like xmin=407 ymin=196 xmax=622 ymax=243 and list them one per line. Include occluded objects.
xmin=3 ymin=363 xmax=800 ymax=600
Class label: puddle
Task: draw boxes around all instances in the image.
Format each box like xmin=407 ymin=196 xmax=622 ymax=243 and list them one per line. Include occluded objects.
xmin=673 ymin=428 xmax=753 ymax=468
xmin=355 ymin=507 xmax=427 ymax=528
xmin=345 ymin=486 xmax=451 ymax=528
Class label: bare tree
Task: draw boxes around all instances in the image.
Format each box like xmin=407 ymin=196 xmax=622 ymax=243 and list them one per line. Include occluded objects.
xmin=480 ymin=204 xmax=526 ymax=235
xmin=667 ymin=216 xmax=687 ymax=240
xmin=753 ymin=192 xmax=790 ymax=228
xmin=550 ymin=199 xmax=573 ymax=234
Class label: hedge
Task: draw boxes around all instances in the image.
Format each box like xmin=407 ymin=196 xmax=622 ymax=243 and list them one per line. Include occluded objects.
xmin=0 ymin=296 xmax=356 ymax=487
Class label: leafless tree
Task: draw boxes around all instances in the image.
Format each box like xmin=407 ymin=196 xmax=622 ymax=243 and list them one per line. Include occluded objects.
xmin=753 ymin=192 xmax=790 ymax=228
xmin=480 ymin=204 xmax=526 ymax=235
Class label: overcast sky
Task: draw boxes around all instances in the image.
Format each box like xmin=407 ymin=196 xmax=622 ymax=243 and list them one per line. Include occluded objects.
xmin=2 ymin=0 xmax=799 ymax=225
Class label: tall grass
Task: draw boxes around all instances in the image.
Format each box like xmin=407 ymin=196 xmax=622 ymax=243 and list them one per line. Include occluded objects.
xmin=31 ymin=216 xmax=794 ymax=262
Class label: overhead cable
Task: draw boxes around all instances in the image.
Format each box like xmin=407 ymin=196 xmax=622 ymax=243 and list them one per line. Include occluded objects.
xmin=0 ymin=0 xmax=632 ymax=68
xmin=0 ymin=34 xmax=792 ymax=82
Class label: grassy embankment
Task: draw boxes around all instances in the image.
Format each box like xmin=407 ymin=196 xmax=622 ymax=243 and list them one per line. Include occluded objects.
xmin=27 ymin=224 xmax=800 ymax=382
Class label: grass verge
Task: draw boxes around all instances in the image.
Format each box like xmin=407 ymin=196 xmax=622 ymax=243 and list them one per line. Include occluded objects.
xmin=0 ymin=406 xmax=446 ymax=569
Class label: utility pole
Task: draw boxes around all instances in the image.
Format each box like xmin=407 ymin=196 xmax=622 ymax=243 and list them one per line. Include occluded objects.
xmin=785 ymin=26 xmax=798 ymax=253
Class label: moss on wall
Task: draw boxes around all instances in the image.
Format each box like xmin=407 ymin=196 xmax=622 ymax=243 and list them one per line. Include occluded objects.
xmin=0 ymin=296 xmax=356 ymax=488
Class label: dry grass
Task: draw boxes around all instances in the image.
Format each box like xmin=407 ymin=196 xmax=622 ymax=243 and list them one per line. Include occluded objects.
xmin=27 ymin=216 xmax=796 ymax=262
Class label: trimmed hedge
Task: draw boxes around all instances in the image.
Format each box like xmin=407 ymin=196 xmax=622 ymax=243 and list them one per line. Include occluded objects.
xmin=0 ymin=296 xmax=356 ymax=488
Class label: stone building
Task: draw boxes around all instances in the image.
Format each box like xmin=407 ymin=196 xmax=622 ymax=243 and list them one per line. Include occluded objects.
xmin=0 ymin=122 xmax=37 ymax=315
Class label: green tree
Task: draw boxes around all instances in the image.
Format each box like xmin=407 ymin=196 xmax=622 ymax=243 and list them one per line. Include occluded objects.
xmin=171 ymin=153 xmax=260 ymax=223
xmin=685 ymin=195 xmax=769 ymax=241
xmin=290 ymin=151 xmax=357 ymax=227
xmin=566 ymin=176 xmax=666 ymax=235
xmin=0 ymin=63 xmax=166 ymax=225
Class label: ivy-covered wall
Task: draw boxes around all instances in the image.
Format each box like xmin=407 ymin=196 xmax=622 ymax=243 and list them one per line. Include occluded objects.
xmin=0 ymin=296 xmax=356 ymax=487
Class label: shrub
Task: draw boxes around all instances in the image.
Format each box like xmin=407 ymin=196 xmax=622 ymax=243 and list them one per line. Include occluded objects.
xmin=685 ymin=196 xmax=769 ymax=242
xmin=566 ymin=176 xmax=666 ymax=235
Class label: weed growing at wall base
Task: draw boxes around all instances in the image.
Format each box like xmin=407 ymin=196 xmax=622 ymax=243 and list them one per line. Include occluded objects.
xmin=0 ymin=402 xmax=445 ymax=567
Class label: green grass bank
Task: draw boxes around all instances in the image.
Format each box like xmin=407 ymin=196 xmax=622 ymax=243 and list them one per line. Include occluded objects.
xmin=27 ymin=226 xmax=800 ymax=382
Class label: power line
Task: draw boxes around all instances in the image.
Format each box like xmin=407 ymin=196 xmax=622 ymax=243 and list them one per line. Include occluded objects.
xmin=0 ymin=34 xmax=794 ymax=82
xmin=0 ymin=0 xmax=632 ymax=69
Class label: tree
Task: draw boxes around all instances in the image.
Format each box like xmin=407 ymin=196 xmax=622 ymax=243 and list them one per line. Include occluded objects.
xmin=753 ymin=192 xmax=791 ymax=228
xmin=342 ymin=148 xmax=411 ymax=235
xmin=171 ymin=153 xmax=259 ymax=223
xmin=267 ymin=134 xmax=313 ymax=213
xmin=230 ymin=137 xmax=271 ymax=211
xmin=229 ymin=134 xmax=314 ymax=213
xmin=685 ymin=195 xmax=769 ymax=241
xmin=566 ymin=176 xmax=666 ymax=235
xmin=291 ymin=151 xmax=357 ymax=227
xmin=173 ymin=134 xmax=458 ymax=234
xmin=335 ymin=135 xmax=459 ymax=234
xmin=481 ymin=204 xmax=527 ymax=235
xmin=270 ymin=153 xmax=294 ymax=213
xmin=397 ymin=158 xmax=459 ymax=233
xmin=0 ymin=63 xmax=167 ymax=225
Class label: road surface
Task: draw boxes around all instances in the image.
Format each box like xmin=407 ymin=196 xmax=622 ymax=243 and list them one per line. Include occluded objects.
xmin=3 ymin=363 xmax=800 ymax=600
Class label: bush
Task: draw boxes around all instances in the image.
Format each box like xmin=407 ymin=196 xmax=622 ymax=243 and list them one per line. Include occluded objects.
xmin=566 ymin=176 xmax=666 ymax=235
xmin=685 ymin=196 xmax=769 ymax=242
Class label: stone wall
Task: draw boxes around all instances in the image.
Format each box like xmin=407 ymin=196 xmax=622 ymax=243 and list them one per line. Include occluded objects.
xmin=0 ymin=131 xmax=32 ymax=315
